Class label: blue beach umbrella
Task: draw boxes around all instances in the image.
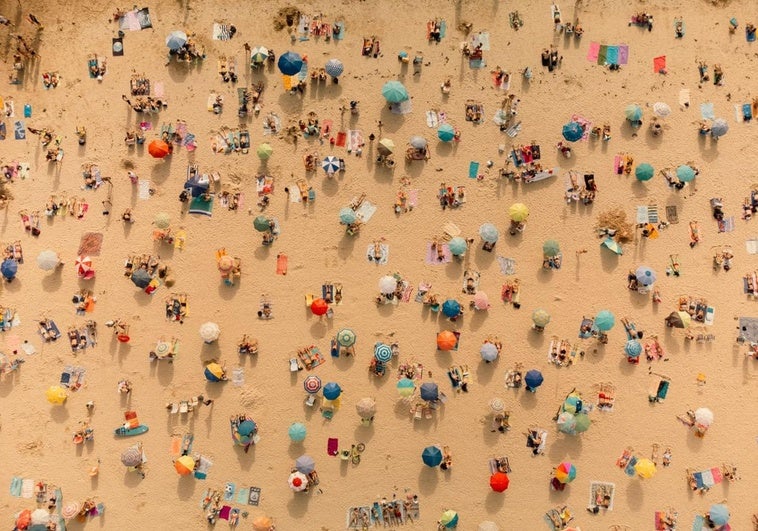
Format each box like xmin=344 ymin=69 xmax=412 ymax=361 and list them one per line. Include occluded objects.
xmin=166 ymin=31 xmax=187 ymax=51
xmin=595 ymin=310 xmax=615 ymax=331
xmin=624 ymin=339 xmax=643 ymax=358
xmin=480 ymin=343 xmax=499 ymax=362
xmin=479 ymin=223 xmax=499 ymax=243
xmin=419 ymin=382 xmax=439 ymax=401
xmin=422 ymin=446 xmax=443 ymax=467
xmin=442 ymin=299 xmax=461 ymax=318
xmin=382 ymin=81 xmax=409 ymax=103
xmin=710 ymin=118 xmax=729 ymax=139
xmin=635 ymin=163 xmax=654 ymax=181
xmin=324 ymin=58 xmax=344 ymax=78
xmin=635 ymin=266 xmax=656 ymax=286
xmin=708 ymin=504 xmax=730 ymax=526
xmin=374 ymin=343 xmax=393 ymax=363
xmin=562 ymin=121 xmax=583 ymax=142
xmin=277 ymin=51 xmax=303 ymax=75
xmin=524 ymin=369 xmax=543 ymax=391
xmin=448 ymin=237 xmax=467 ymax=256
xmin=295 ymin=455 xmax=316 ymax=474
xmin=288 ymin=423 xmax=307 ymax=442
xmin=437 ymin=123 xmax=456 ymax=142
xmin=1 ymin=258 xmax=18 ymax=280
xmin=323 ymin=382 xmax=342 ymax=401
xmin=676 ymin=165 xmax=695 ymax=183
xmin=624 ymin=104 xmax=643 ymax=122
xmin=322 ymin=156 xmax=341 ymax=174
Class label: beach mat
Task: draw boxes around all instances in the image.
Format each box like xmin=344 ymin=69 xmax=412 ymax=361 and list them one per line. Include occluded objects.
xmin=469 ymin=161 xmax=480 ymax=179
xmin=335 ymin=131 xmax=347 ymax=147
xmin=189 ymin=195 xmax=214 ymax=216
xmin=653 ymin=55 xmax=666 ymax=73
xmin=334 ymin=21 xmax=345 ymax=40
xmin=700 ymin=102 xmax=715 ymax=120
xmin=14 ymin=121 xmax=25 ymax=140
xmin=618 ymin=45 xmax=629 ymax=64
xmin=78 ymin=232 xmax=103 ymax=256
xmin=606 ymin=46 xmax=619 ymax=65
xmin=112 ymin=38 xmax=124 ymax=56
xmin=587 ymin=42 xmax=600 ymax=62
xmin=276 ymin=253 xmax=288 ymax=275
xmin=597 ymin=45 xmax=608 ymax=65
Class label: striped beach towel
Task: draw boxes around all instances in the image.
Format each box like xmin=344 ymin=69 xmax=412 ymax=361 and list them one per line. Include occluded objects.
xmin=212 ymin=23 xmax=233 ymax=40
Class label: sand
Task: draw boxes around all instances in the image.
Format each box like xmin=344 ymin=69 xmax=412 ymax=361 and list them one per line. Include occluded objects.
xmin=1 ymin=0 xmax=756 ymax=529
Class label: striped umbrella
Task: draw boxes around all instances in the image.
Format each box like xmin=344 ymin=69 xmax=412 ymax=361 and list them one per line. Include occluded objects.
xmin=61 ymin=501 xmax=81 ymax=520
xmin=322 ymin=156 xmax=340 ymax=174
xmin=337 ymin=328 xmax=357 ymax=347
xmin=324 ymin=58 xmax=344 ymax=78
xmin=121 ymin=445 xmax=143 ymax=467
xmin=250 ymin=46 xmax=269 ymax=63
xmin=303 ymin=375 xmax=322 ymax=394
xmin=489 ymin=397 xmax=505 ymax=413
xmin=555 ymin=461 xmax=577 ymax=483
xmin=374 ymin=342 xmax=393 ymax=363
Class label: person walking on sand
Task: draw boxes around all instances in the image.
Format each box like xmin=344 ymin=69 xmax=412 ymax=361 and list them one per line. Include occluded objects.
xmin=27 ymin=13 xmax=43 ymax=30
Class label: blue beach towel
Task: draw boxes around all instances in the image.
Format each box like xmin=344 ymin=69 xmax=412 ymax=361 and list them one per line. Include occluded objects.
xmin=439 ymin=20 xmax=447 ymax=38
xmin=743 ymin=103 xmax=752 ymax=121
xmin=469 ymin=59 xmax=486 ymax=69
xmin=700 ymin=103 xmax=715 ymax=120
xmin=606 ymin=46 xmax=619 ymax=65
xmin=469 ymin=161 xmax=480 ymax=178
xmin=10 ymin=477 xmax=22 ymax=497
xmin=334 ymin=21 xmax=345 ymax=40
xmin=747 ymin=28 xmax=756 ymax=42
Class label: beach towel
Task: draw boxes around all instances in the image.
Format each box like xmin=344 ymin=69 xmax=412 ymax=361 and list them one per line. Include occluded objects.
xmin=618 ymin=45 xmax=629 ymax=64
xmin=0 ymin=122 xmax=5 ymax=141
xmin=281 ymin=75 xmax=295 ymax=91
xmin=218 ymin=506 xmax=231 ymax=520
xmin=78 ymin=232 xmax=103 ymax=256
xmin=497 ymin=256 xmax=516 ymax=275
xmin=138 ymin=179 xmax=151 ymax=200
xmin=335 ymin=131 xmax=347 ymax=147
xmin=700 ymin=102 xmax=715 ymax=120
xmin=367 ymin=243 xmax=389 ymax=264
xmin=189 ymin=195 xmax=214 ymax=216
xmin=10 ymin=477 xmax=22 ymax=497
xmin=14 ymin=121 xmax=25 ymax=140
xmin=426 ymin=110 xmax=439 ymax=127
xmin=327 ymin=437 xmax=339 ymax=456
xmin=112 ymin=38 xmax=124 ymax=56
xmin=426 ymin=242 xmax=451 ymax=264
xmin=354 ymin=200 xmax=377 ymax=222
xmin=472 ymin=32 xmax=490 ymax=50
xmin=743 ymin=103 xmax=752 ymax=121
xmin=718 ymin=216 xmax=735 ymax=232
xmin=748 ymin=28 xmax=757 ymax=42
xmin=597 ymin=45 xmax=608 ymax=65
xmin=587 ymin=42 xmax=600 ymax=62
xmin=212 ymin=23 xmax=233 ymax=40
xmin=276 ymin=254 xmax=288 ymax=275
xmin=334 ymin=21 xmax=345 ymax=39
xmin=653 ymin=55 xmax=666 ymax=73
xmin=389 ymin=99 xmax=413 ymax=114
xmin=469 ymin=58 xmax=487 ymax=69
xmin=746 ymin=239 xmax=758 ymax=254
xmin=247 ymin=487 xmax=260 ymax=505
xmin=194 ymin=456 xmax=212 ymax=479
xmin=692 ymin=515 xmax=706 ymax=531
xmin=606 ymin=46 xmax=619 ymax=65
xmin=469 ymin=161 xmax=480 ymax=179
xmin=119 ymin=9 xmax=150 ymax=31
xmin=679 ymin=89 xmax=691 ymax=108
xmin=347 ymin=130 xmax=364 ymax=152
xmin=235 ymin=488 xmax=249 ymax=505
xmin=320 ymin=119 xmax=333 ymax=137
xmin=21 ymin=479 xmax=33 ymax=498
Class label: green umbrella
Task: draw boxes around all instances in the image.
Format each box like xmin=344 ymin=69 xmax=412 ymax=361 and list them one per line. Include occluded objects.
xmin=339 ymin=207 xmax=357 ymax=225
xmin=257 ymin=143 xmax=273 ymax=160
xmin=595 ymin=310 xmax=615 ymax=331
xmin=382 ymin=81 xmax=408 ymax=103
xmin=601 ymin=237 xmax=623 ymax=255
xmin=337 ymin=328 xmax=357 ymax=347
xmin=542 ymin=240 xmax=560 ymax=257
xmin=532 ymin=309 xmax=551 ymax=327
xmin=635 ymin=163 xmax=654 ymax=181
xmin=448 ymin=237 xmax=467 ymax=256
xmin=437 ymin=123 xmax=455 ymax=142
xmin=573 ymin=412 xmax=591 ymax=433
xmin=624 ymin=104 xmax=643 ymax=122
xmin=676 ymin=165 xmax=695 ymax=183
xmin=253 ymin=216 xmax=271 ymax=232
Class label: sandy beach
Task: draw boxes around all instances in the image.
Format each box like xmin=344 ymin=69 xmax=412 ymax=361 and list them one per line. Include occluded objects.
xmin=1 ymin=0 xmax=757 ymax=529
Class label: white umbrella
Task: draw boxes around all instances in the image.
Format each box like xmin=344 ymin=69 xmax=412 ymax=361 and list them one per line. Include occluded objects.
xmin=36 ymin=250 xmax=60 ymax=271
xmin=355 ymin=397 xmax=377 ymax=419
xmin=378 ymin=275 xmax=397 ymax=295
xmin=61 ymin=501 xmax=81 ymax=520
xmin=489 ymin=398 xmax=505 ymax=413
xmin=31 ymin=509 xmax=51 ymax=526
xmin=199 ymin=322 xmax=221 ymax=343
xmin=652 ymin=102 xmax=671 ymax=118
xmin=694 ymin=407 xmax=714 ymax=427
xmin=288 ymin=471 xmax=309 ymax=492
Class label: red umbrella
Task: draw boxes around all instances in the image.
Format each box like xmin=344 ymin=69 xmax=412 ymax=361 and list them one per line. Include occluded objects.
xmin=490 ymin=472 xmax=510 ymax=492
xmin=75 ymin=255 xmax=95 ymax=279
xmin=148 ymin=139 xmax=170 ymax=158
xmin=310 ymin=298 xmax=329 ymax=316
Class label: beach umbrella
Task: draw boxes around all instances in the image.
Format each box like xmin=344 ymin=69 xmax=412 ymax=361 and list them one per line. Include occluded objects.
xmin=310 ymin=298 xmax=329 ymax=316
xmin=174 ymin=455 xmax=195 ymax=475
xmin=601 ymin=237 xmax=623 ymax=255
xmin=288 ymin=423 xmax=307 ymax=442
xmin=378 ymin=138 xmax=395 ymax=155
xmin=635 ymin=163 xmax=654 ymax=181
xmin=711 ymin=118 xmax=729 ymax=138
xmin=490 ymin=397 xmax=505 ymax=413
xmin=557 ymin=411 xmax=577 ymax=433
xmin=204 ymin=362 xmax=225 ymax=382
xmin=131 ymin=268 xmax=152 ymax=288
xmin=322 ymin=155 xmax=340 ymax=174
xmin=337 ymin=328 xmax=357 ymax=347
xmin=46 ymin=385 xmax=67 ymax=405
xmin=524 ymin=369 xmax=543 ymax=390
xmin=437 ymin=123 xmax=456 ymax=142
xmin=422 ymin=446 xmax=443 ymax=467
xmin=295 ymin=455 xmax=316 ymax=474
xmin=378 ymin=275 xmax=397 ymax=295
xmin=36 ymin=250 xmax=60 ymax=271
xmin=708 ymin=504 xmax=730 ymax=525
xmin=154 ymin=212 xmax=171 ymax=229
xmin=237 ymin=419 xmax=257 ymax=437
xmin=436 ymin=330 xmax=457 ymax=351
xmin=665 ymin=310 xmax=691 ymax=328
xmin=562 ymin=393 xmax=582 ymax=414
xmin=409 ymin=136 xmax=427 ymax=149
xmin=75 ymin=255 xmax=94 ymax=279
xmin=277 ymin=51 xmax=303 ymax=76
xmin=562 ymin=121 xmax=583 ymax=142
xmin=356 ymin=397 xmax=377 ymax=419
xmin=325 ymin=58 xmax=344 ymax=78
xmin=489 ymin=472 xmax=510 ymax=492
xmin=257 ymin=143 xmax=273 ymax=160
xmin=676 ymin=165 xmax=695 ymax=183
xmin=555 ymin=462 xmax=577 ymax=484
xmin=480 ymin=343 xmax=499 ymax=362
xmin=199 ymin=322 xmax=221 ymax=343
xmin=652 ymin=102 xmax=672 ymax=118
xmin=478 ymin=522 xmax=500 ymax=531
xmin=166 ymin=30 xmax=187 ymax=50
xmin=440 ymin=510 xmax=459 ymax=528
xmin=1 ymin=258 xmax=18 ymax=280
xmin=252 ymin=516 xmax=274 ymax=531
xmin=217 ymin=255 xmax=234 ymax=273
xmin=374 ymin=343 xmax=393 ymax=363
xmin=60 ymin=501 xmax=80 ymax=520
xmin=339 ymin=207 xmax=357 ymax=225
xmin=473 ymin=291 xmax=490 ymax=310
xmin=397 ymin=378 xmax=415 ymax=397
xmin=636 ymin=266 xmax=657 ymax=286
xmin=121 ymin=445 xmax=143 ymax=467
xmin=382 ymin=80 xmax=408 ymax=103
xmin=574 ymin=412 xmax=591 ymax=433
xmin=15 ymin=510 xmax=31 ymax=529
xmin=694 ymin=407 xmax=714 ymax=427
xmin=323 ymin=382 xmax=342 ymax=401
xmin=532 ymin=309 xmax=551 ymax=328
xmin=288 ymin=471 xmax=309 ymax=492
xmin=634 ymin=457 xmax=656 ymax=479
xmin=253 ymin=215 xmax=271 ymax=232
xmin=303 ymin=375 xmax=322 ymax=394
xmin=508 ymin=203 xmax=530 ymax=222
xmin=148 ymin=139 xmax=170 ymax=158
xmin=595 ymin=310 xmax=615 ymax=331
xmin=419 ymin=382 xmax=439 ymax=401
xmin=624 ymin=104 xmax=643 ymax=122
xmin=493 ymin=109 xmax=509 ymax=125
xmin=250 ymin=46 xmax=269 ymax=63
xmin=542 ymin=239 xmax=561 ymax=257
xmin=448 ymin=237 xmax=467 ymax=256
xmin=30 ymin=509 xmax=50 ymax=526
xmin=479 ymin=223 xmax=499 ymax=243
xmin=624 ymin=339 xmax=643 ymax=358
xmin=442 ymin=299 xmax=461 ymax=318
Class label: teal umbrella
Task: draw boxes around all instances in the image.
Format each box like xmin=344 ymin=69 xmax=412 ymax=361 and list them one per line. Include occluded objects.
xmin=437 ymin=123 xmax=455 ymax=142
xmin=562 ymin=121 xmax=583 ymax=142
xmin=288 ymin=422 xmax=307 ymax=442
xmin=479 ymin=223 xmax=499 ymax=243
xmin=542 ymin=240 xmax=560 ymax=257
xmin=635 ymin=163 xmax=654 ymax=181
xmin=573 ymin=412 xmax=591 ymax=433
xmin=397 ymin=378 xmax=415 ymax=397
xmin=337 ymin=328 xmax=357 ymax=347
xmin=595 ymin=310 xmax=615 ymax=331
xmin=339 ymin=207 xmax=357 ymax=225
xmin=601 ymin=237 xmax=623 ymax=255
xmin=382 ymin=81 xmax=408 ymax=103
xmin=253 ymin=216 xmax=271 ymax=232
xmin=676 ymin=165 xmax=695 ymax=183
xmin=624 ymin=104 xmax=643 ymax=122
xmin=448 ymin=237 xmax=467 ymax=256
xmin=625 ymin=339 xmax=642 ymax=358
xmin=563 ymin=394 xmax=582 ymax=414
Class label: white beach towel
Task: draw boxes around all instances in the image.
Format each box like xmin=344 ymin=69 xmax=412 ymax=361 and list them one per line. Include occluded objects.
xmin=354 ymin=200 xmax=377 ymax=223
xmin=472 ymin=32 xmax=490 ymax=51
xmin=138 ymin=179 xmax=151 ymax=200
xmin=746 ymin=239 xmax=758 ymax=254
xmin=288 ymin=184 xmax=301 ymax=203
xmin=390 ymin=100 xmax=413 ymax=115
xmin=678 ymin=89 xmax=690 ymax=108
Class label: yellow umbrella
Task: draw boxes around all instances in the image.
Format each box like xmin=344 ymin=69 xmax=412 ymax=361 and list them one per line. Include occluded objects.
xmin=634 ymin=457 xmax=656 ymax=479
xmin=46 ymin=385 xmax=68 ymax=405
xmin=508 ymin=203 xmax=530 ymax=222
xmin=174 ymin=455 xmax=195 ymax=475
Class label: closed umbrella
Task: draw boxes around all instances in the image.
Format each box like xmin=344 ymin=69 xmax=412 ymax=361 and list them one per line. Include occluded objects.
xmin=378 ymin=138 xmax=395 ymax=155
xmin=288 ymin=471 xmax=309 ymax=492
xmin=397 ymin=378 xmax=415 ymax=397
xmin=166 ymin=30 xmax=187 ymax=50
xmin=555 ymin=462 xmax=577 ymax=483
xmin=121 ymin=445 xmax=143 ymax=467
xmin=374 ymin=343 xmax=393 ymax=363
xmin=409 ymin=136 xmax=427 ymax=149
xmin=437 ymin=123 xmax=455 ymax=142
xmin=204 ymin=362 xmax=225 ymax=382
xmin=310 ymin=298 xmax=329 ymax=316
xmin=694 ymin=407 xmax=714 ymax=427
xmin=562 ymin=121 xmax=583 ymax=142
xmin=441 ymin=299 xmax=461 ymax=318
xmin=154 ymin=212 xmax=171 ymax=229
xmin=448 ymin=237 xmax=467 ymax=256
xmin=542 ymin=240 xmax=561 ymax=257
xmin=479 ymin=223 xmax=500 ymax=243
xmin=436 ymin=330 xmax=457 ymax=350
xmin=46 ymin=385 xmax=67 ymax=405
xmin=624 ymin=339 xmax=643 ymax=358
xmin=557 ymin=411 xmax=577 ymax=433
xmin=199 ymin=322 xmax=221 ymax=343
xmin=356 ymin=397 xmax=376 ymax=419
xmin=174 ymin=455 xmax=195 ymax=475
xmin=36 ymin=250 xmax=60 ymax=271
xmin=253 ymin=216 xmax=272 ymax=232
xmin=634 ymin=457 xmax=656 ymax=478
xmin=323 ymin=382 xmax=342 ymax=400
xmin=489 ymin=397 xmax=505 ymax=413
xmin=303 ymin=375 xmax=322 ymax=394
xmin=322 ymin=155 xmax=341 ymax=174
xmin=635 ymin=266 xmax=657 ymax=286
xmin=532 ymin=309 xmax=551 ymax=328
xmin=148 ymin=139 xmax=170 ymax=158
xmin=601 ymin=237 xmax=623 ymax=255
xmin=131 ymin=268 xmax=152 ymax=288
xmin=382 ymin=80 xmax=408 ymax=103
xmin=508 ymin=203 xmax=530 ymax=222
xmin=250 ymin=46 xmax=269 ymax=63
xmin=378 ymin=275 xmax=397 ymax=295
xmin=288 ymin=422 xmax=307 ymax=442
xmin=1 ymin=258 xmax=18 ymax=280
xmin=337 ymin=328 xmax=357 ymax=347
xmin=422 ymin=446 xmax=443 ymax=467
xmin=257 ymin=143 xmax=273 ymax=160
xmin=295 ymin=455 xmax=316 ymax=474
xmin=489 ymin=472 xmax=510 ymax=492
xmin=635 ymin=163 xmax=654 ymax=181
xmin=252 ymin=516 xmax=274 ymax=531
xmin=339 ymin=207 xmax=357 ymax=225
xmin=480 ymin=343 xmax=499 ymax=362
xmin=524 ymin=369 xmax=543 ymax=391
xmin=419 ymin=382 xmax=439 ymax=401
xmin=574 ymin=412 xmax=591 ymax=433
xmin=676 ymin=165 xmax=695 ymax=182
xmin=711 ymin=118 xmax=729 ymax=138
xmin=595 ymin=310 xmax=615 ymax=331
xmin=440 ymin=510 xmax=459 ymax=528
xmin=625 ymin=104 xmax=643 ymax=122
xmin=277 ymin=51 xmax=303 ymax=75
xmin=652 ymin=102 xmax=671 ymax=118
xmin=473 ymin=291 xmax=490 ymax=310
xmin=324 ymin=58 xmax=344 ymax=78
xmin=708 ymin=504 xmax=730 ymax=526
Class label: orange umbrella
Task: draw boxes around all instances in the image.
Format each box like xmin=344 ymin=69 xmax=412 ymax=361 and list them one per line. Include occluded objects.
xmin=148 ymin=139 xmax=170 ymax=158
xmin=311 ymin=298 xmax=329 ymax=316
xmin=252 ymin=516 xmax=274 ymax=531
xmin=15 ymin=509 xmax=31 ymax=530
xmin=436 ymin=330 xmax=457 ymax=351
xmin=174 ymin=455 xmax=195 ymax=475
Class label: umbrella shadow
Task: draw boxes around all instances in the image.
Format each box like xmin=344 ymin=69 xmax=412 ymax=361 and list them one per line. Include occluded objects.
xmin=476 ymin=361 xmax=496 ymax=385
xmin=599 ymin=247 xmax=621 ymax=274
xmin=278 ymin=91 xmax=305 ymax=116
xmin=176 ymin=475 xmax=197 ymax=501
xmin=434 ymin=142 xmax=455 ymax=158
xmin=286 ymin=493 xmax=312 ymax=517
xmin=132 ymin=290 xmax=153 ymax=307
xmin=320 ymin=174 xmax=340 ymax=198
xmin=154 ymin=360 xmax=175 ymax=387
xmin=622 ymin=479 xmax=644 ymax=510
xmin=150 ymin=158 xmax=173 ymax=184
xmin=332 ymin=354 xmax=355 ymax=372
xmin=468 ymin=309 xmax=487 ymax=331
xmin=234 ymin=444 xmax=255 ymax=471
xmin=200 ymin=341 xmax=222 ymax=362
xmin=527 ymin=329 xmax=547 ymax=349
xmin=217 ymin=282 xmax=240 ymax=301
xmin=417 ymin=467 xmax=439 ymax=495
xmin=41 ymin=270 xmax=63 ymax=292
xmin=49 ymin=405 xmax=69 ymax=424
xmin=309 ymin=320 xmax=330 ymax=339
xmin=484 ymin=491 xmax=506 ymax=513
xmin=473 ymin=246 xmax=497 ymax=269
xmin=518 ymin=390 xmax=539 ymax=411
xmin=123 ymin=470 xmax=144 ymax=488
xmin=354 ymin=423 xmax=375 ymax=443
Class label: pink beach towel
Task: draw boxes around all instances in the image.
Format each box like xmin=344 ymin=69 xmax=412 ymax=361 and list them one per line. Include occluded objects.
xmin=425 ymin=242 xmax=452 ymax=264
xmin=218 ymin=506 xmax=231 ymax=520
xmin=587 ymin=42 xmax=600 ymax=62
xmin=618 ymin=45 xmax=629 ymax=64
xmin=408 ymin=189 xmax=419 ymax=207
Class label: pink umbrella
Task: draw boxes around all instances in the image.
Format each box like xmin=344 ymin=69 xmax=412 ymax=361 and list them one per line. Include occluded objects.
xmin=75 ymin=255 xmax=95 ymax=279
xmin=473 ymin=291 xmax=490 ymax=310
